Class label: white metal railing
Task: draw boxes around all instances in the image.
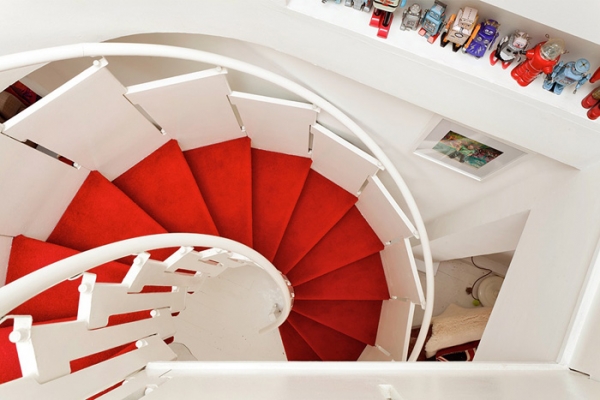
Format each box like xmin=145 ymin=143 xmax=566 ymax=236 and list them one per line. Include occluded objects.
xmin=0 ymin=233 xmax=292 ymax=334
xmin=0 ymin=43 xmax=434 ymax=361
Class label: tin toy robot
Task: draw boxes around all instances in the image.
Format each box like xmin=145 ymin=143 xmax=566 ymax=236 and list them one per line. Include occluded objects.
xmin=543 ymin=58 xmax=590 ymax=95
xmin=345 ymin=0 xmax=373 ymax=12
xmin=370 ymin=0 xmax=407 ymax=38
xmin=510 ymin=38 xmax=566 ymax=87
xmin=440 ymin=7 xmax=479 ymax=52
xmin=400 ymin=4 xmax=422 ymax=31
xmin=417 ymin=1 xmax=447 ymax=43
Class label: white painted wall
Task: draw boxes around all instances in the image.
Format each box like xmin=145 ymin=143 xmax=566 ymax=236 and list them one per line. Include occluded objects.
xmin=0 ymin=0 xmax=598 ymax=366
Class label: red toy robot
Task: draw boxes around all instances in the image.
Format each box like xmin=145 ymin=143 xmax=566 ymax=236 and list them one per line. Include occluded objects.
xmin=510 ymin=38 xmax=566 ymax=87
xmin=581 ymin=67 xmax=600 ymax=120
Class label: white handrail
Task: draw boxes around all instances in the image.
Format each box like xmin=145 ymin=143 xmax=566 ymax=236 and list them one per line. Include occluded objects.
xmin=0 ymin=43 xmax=434 ymax=360
xmin=0 ymin=233 xmax=291 ymax=333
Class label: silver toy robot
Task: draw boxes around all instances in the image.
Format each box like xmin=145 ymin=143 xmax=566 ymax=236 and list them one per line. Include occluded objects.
xmin=345 ymin=0 xmax=373 ymax=12
xmin=401 ymin=4 xmax=423 ymax=31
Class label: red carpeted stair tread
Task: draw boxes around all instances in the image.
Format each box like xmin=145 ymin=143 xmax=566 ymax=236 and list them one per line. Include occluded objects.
xmin=184 ymin=137 xmax=253 ymax=247
xmin=252 ymin=149 xmax=312 ymax=261
xmin=292 ymin=300 xmax=383 ymax=345
xmin=287 ymin=312 xmax=366 ymax=361
xmin=0 ymin=326 xmax=21 ymax=384
xmin=47 ymin=171 xmax=173 ymax=261
xmin=273 ymin=170 xmax=357 ymax=274
xmin=112 ymin=140 xmax=218 ymax=236
xmin=286 ymin=206 xmax=384 ymax=285
xmin=5 ymin=235 xmax=129 ymax=322
xmin=278 ymin=321 xmax=322 ymax=361
xmin=294 ymin=253 xmax=390 ymax=300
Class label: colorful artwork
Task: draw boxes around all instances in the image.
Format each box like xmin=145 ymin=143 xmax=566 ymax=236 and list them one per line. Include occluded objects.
xmin=432 ymin=131 xmax=503 ymax=169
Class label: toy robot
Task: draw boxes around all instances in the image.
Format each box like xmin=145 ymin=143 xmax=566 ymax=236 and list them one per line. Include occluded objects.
xmin=510 ymin=38 xmax=566 ymax=87
xmin=581 ymin=67 xmax=600 ymax=120
xmin=346 ymin=0 xmax=373 ymax=12
xmin=322 ymin=0 xmax=342 ymax=4
xmin=418 ymin=1 xmax=447 ymax=43
xmin=400 ymin=4 xmax=422 ymax=31
xmin=543 ymin=58 xmax=590 ymax=95
xmin=440 ymin=7 xmax=479 ymax=52
xmin=490 ymin=30 xmax=531 ymax=69
xmin=464 ymin=19 xmax=500 ymax=58
xmin=370 ymin=0 xmax=407 ymax=39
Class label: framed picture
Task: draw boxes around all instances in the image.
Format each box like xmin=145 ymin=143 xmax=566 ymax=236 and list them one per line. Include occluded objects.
xmin=413 ymin=118 xmax=527 ymax=181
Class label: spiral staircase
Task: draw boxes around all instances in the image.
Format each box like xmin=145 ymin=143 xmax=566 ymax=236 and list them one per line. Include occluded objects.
xmin=0 ymin=45 xmax=430 ymax=399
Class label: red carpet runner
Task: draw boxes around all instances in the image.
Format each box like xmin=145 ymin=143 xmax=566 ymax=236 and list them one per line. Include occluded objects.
xmin=1 ymin=137 xmax=390 ymax=384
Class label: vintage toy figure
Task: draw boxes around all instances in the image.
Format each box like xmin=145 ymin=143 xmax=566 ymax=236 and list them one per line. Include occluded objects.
xmin=345 ymin=0 xmax=373 ymax=12
xmin=440 ymin=7 xmax=479 ymax=52
xmin=400 ymin=4 xmax=422 ymax=31
xmin=542 ymin=58 xmax=590 ymax=95
xmin=418 ymin=1 xmax=447 ymax=43
xmin=490 ymin=30 xmax=531 ymax=69
xmin=582 ymin=87 xmax=600 ymax=120
xmin=510 ymin=38 xmax=566 ymax=87
xmin=464 ymin=19 xmax=499 ymax=58
xmin=370 ymin=0 xmax=407 ymax=38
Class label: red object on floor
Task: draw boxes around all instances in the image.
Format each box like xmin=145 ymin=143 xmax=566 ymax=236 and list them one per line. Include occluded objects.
xmin=287 ymin=312 xmax=366 ymax=361
xmin=273 ymin=170 xmax=357 ymax=274
xmin=294 ymin=253 xmax=390 ymax=300
xmin=47 ymin=171 xmax=173 ymax=261
xmin=287 ymin=206 xmax=383 ymax=285
xmin=113 ymin=140 xmax=218 ymax=236
xmin=5 ymin=235 xmax=129 ymax=322
xmin=251 ymin=149 xmax=311 ymax=261
xmin=278 ymin=321 xmax=322 ymax=361
xmin=184 ymin=137 xmax=253 ymax=247
xmin=292 ymin=300 xmax=382 ymax=345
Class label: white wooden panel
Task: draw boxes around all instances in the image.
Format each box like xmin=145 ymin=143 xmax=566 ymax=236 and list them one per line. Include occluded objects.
xmin=356 ymin=175 xmax=418 ymax=243
xmin=14 ymin=311 xmax=175 ymax=383
xmin=310 ymin=124 xmax=382 ymax=195
xmin=125 ymin=68 xmax=244 ymax=151
xmin=123 ymin=253 xmax=205 ymax=293
xmin=0 ymin=135 xmax=88 ymax=240
xmin=0 ymin=235 xmax=13 ymax=287
xmin=381 ymin=240 xmax=425 ymax=307
xmin=97 ymin=370 xmax=168 ymax=400
xmin=3 ymin=59 xmax=168 ymax=180
xmin=229 ymin=91 xmax=316 ymax=157
xmin=375 ymin=300 xmax=415 ymax=362
xmin=357 ymin=345 xmax=393 ymax=362
xmin=78 ymin=273 xmax=186 ymax=329
xmin=0 ymin=335 xmax=175 ymax=400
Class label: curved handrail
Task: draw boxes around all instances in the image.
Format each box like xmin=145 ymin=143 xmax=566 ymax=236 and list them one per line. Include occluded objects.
xmin=0 ymin=233 xmax=292 ymax=333
xmin=0 ymin=43 xmax=434 ymax=361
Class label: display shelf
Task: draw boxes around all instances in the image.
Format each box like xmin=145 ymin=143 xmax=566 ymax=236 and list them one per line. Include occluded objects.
xmin=286 ymin=0 xmax=600 ymax=170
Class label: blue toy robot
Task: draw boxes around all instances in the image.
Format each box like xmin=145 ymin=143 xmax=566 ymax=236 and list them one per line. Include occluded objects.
xmin=418 ymin=1 xmax=447 ymax=43
xmin=464 ymin=19 xmax=500 ymax=58
xmin=543 ymin=58 xmax=591 ymax=95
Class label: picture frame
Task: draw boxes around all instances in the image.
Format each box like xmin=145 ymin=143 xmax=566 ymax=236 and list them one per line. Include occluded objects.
xmin=413 ymin=118 xmax=527 ymax=181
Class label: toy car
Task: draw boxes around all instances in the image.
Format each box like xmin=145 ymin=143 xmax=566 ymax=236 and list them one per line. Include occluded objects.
xmin=440 ymin=7 xmax=479 ymax=52
xmin=464 ymin=19 xmax=500 ymax=58
xmin=401 ymin=4 xmax=423 ymax=31
xmin=418 ymin=1 xmax=447 ymax=43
